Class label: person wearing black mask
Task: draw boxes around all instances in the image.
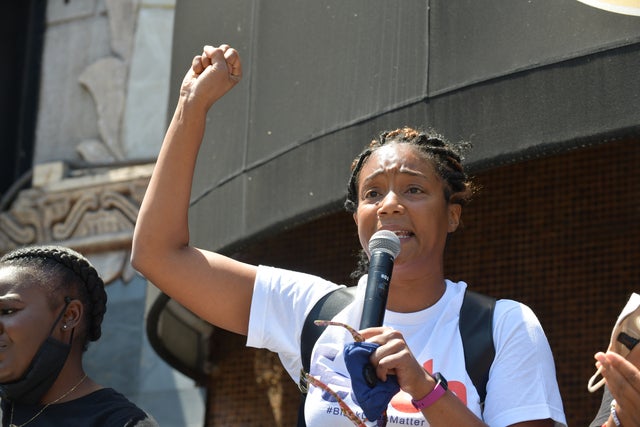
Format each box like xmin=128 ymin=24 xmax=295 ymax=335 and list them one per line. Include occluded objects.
xmin=0 ymin=245 xmax=157 ymax=427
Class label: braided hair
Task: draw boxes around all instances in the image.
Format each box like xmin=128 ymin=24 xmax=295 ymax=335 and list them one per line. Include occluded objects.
xmin=0 ymin=245 xmax=107 ymax=351
xmin=345 ymin=127 xmax=473 ymax=213
xmin=345 ymin=127 xmax=474 ymax=278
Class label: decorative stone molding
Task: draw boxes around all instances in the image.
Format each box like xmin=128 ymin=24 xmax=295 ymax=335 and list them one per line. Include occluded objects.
xmin=75 ymin=0 xmax=140 ymax=163
xmin=0 ymin=161 xmax=153 ymax=284
xmin=6 ymin=0 xmax=154 ymax=280
xmin=78 ymin=57 xmax=128 ymax=161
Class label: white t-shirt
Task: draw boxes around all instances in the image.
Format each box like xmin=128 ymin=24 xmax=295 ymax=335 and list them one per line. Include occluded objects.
xmin=247 ymin=265 xmax=566 ymax=427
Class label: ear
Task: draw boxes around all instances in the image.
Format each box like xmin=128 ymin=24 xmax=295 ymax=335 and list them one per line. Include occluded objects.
xmin=61 ymin=299 xmax=84 ymax=331
xmin=447 ymin=203 xmax=462 ymax=233
xmin=353 ymin=212 xmax=358 ymax=227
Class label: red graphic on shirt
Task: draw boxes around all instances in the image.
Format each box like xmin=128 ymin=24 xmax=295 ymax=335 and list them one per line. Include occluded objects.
xmin=389 ymin=359 xmax=467 ymax=413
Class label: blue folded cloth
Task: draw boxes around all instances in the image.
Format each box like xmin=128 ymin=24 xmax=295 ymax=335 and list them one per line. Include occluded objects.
xmin=344 ymin=341 xmax=401 ymax=421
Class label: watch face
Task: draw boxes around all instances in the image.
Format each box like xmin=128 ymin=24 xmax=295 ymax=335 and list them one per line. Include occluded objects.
xmin=435 ymin=372 xmax=448 ymax=390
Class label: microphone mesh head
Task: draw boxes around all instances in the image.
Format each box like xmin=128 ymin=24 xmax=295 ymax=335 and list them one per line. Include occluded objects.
xmin=368 ymin=230 xmax=401 ymax=258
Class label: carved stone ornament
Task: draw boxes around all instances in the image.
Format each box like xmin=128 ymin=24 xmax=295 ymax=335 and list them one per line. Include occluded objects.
xmin=0 ymin=0 xmax=150 ymax=285
xmin=0 ymin=162 xmax=153 ymax=284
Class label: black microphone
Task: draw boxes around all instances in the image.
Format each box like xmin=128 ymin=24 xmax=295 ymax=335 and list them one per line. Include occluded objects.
xmin=359 ymin=230 xmax=401 ymax=329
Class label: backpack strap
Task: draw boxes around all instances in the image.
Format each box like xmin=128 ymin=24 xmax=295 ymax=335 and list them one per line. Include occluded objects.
xmin=297 ymin=286 xmax=495 ymax=425
xmin=459 ymin=289 xmax=496 ymax=405
xmin=297 ymin=286 xmax=356 ymax=427
xmin=299 ymin=286 xmax=357 ymax=391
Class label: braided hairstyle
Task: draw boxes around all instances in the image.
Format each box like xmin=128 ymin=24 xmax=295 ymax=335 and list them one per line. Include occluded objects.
xmin=0 ymin=245 xmax=107 ymax=351
xmin=345 ymin=127 xmax=474 ymax=278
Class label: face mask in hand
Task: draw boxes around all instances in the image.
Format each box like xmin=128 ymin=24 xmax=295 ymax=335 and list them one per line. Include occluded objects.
xmin=0 ymin=298 xmax=73 ymax=404
xmin=588 ymin=292 xmax=640 ymax=392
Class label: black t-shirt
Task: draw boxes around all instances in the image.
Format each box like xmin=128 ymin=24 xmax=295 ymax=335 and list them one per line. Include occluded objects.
xmin=1 ymin=388 xmax=157 ymax=427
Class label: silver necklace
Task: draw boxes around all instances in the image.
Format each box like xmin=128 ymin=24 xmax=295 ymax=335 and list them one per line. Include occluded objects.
xmin=9 ymin=373 xmax=88 ymax=427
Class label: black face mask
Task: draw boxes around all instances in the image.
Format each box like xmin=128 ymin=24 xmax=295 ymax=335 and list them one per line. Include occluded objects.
xmin=0 ymin=298 xmax=72 ymax=404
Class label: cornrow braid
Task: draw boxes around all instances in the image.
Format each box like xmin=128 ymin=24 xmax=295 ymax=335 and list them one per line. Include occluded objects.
xmin=0 ymin=245 xmax=107 ymax=350
xmin=345 ymin=127 xmax=474 ymax=213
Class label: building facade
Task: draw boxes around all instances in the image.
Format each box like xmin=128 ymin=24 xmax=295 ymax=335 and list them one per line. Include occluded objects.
xmin=2 ymin=1 xmax=640 ymax=427
xmin=0 ymin=1 xmax=204 ymax=426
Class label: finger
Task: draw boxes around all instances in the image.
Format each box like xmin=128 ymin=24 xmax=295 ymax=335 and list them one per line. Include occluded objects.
xmin=366 ymin=337 xmax=396 ymax=381
xmin=358 ymin=326 xmax=389 ymax=340
xmin=603 ymin=353 xmax=640 ymax=419
xmin=371 ymin=334 xmax=411 ymax=371
xmin=224 ymin=48 xmax=242 ymax=81
xmin=203 ymin=44 xmax=230 ymax=62
xmin=371 ymin=351 xmax=393 ymax=382
xmin=191 ymin=55 xmax=205 ymax=75
xmin=594 ymin=351 xmax=607 ymax=371
xmin=202 ymin=44 xmax=217 ymax=58
xmin=200 ymin=51 xmax=212 ymax=69
xmin=374 ymin=344 xmax=428 ymax=392
xmin=607 ymin=349 xmax=640 ymax=426
xmin=609 ymin=352 xmax=640 ymax=394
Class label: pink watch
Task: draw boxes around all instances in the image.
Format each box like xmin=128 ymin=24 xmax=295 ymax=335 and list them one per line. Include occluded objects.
xmin=411 ymin=372 xmax=448 ymax=410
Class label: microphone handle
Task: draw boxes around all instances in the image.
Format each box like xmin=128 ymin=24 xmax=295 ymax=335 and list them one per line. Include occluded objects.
xmin=359 ymin=250 xmax=394 ymax=329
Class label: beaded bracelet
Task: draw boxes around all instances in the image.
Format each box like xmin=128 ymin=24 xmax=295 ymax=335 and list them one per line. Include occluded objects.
xmin=610 ymin=399 xmax=621 ymax=427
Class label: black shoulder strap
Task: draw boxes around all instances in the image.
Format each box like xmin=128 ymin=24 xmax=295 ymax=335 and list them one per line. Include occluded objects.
xmin=459 ymin=289 xmax=496 ymax=404
xmin=300 ymin=286 xmax=357 ymax=385
xmin=297 ymin=286 xmax=495 ymax=425
xmin=297 ymin=286 xmax=356 ymax=427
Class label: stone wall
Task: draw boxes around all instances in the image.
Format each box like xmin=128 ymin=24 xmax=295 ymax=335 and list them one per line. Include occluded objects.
xmin=0 ymin=1 xmax=204 ymax=425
